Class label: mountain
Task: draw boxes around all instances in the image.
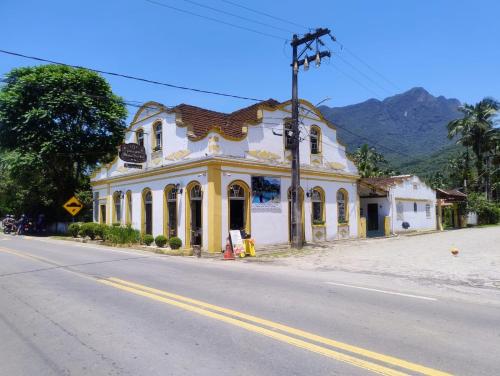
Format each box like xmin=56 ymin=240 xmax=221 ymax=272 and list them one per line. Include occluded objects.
xmin=319 ymin=87 xmax=462 ymax=168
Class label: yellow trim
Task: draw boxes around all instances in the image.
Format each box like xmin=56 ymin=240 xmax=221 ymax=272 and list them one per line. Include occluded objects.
xmin=310 ymin=125 xmax=322 ymax=154
xmin=310 ymin=186 xmax=326 ymax=224
xmin=337 ymin=188 xmax=349 ymax=224
xmin=136 ymin=127 xmax=145 ymax=146
xmin=208 ymin=165 xmax=222 ymax=253
xmin=91 ymin=157 xmax=359 ymax=186
xmin=112 ymin=191 xmax=121 ymax=224
xmin=90 ymin=98 xmax=355 ymax=179
xmin=185 ymin=180 xmax=202 ymax=249
xmin=141 ymin=188 xmax=152 ymax=235
xmin=384 ymin=216 xmax=391 ymax=236
xmin=151 ymin=120 xmax=163 ymax=152
xmin=394 ymin=197 xmax=432 ymax=202
xmin=227 ymin=179 xmax=251 ymax=236
xmin=130 ymin=101 xmax=168 ymax=126
xmin=163 ymin=184 xmax=177 ymax=238
xmin=125 ymin=190 xmax=132 ymax=225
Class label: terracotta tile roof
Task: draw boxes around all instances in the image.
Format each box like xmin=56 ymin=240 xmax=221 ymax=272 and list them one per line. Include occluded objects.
xmin=173 ymin=99 xmax=281 ymax=139
xmin=360 ymin=175 xmax=413 ymax=191
xmin=436 ymin=188 xmax=467 ymax=199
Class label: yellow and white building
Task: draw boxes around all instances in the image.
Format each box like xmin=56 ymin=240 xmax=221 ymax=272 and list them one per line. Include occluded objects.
xmin=90 ymin=99 xmax=360 ymax=252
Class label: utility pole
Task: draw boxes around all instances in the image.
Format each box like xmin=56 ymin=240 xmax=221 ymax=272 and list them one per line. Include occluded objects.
xmin=289 ymin=28 xmax=332 ymax=249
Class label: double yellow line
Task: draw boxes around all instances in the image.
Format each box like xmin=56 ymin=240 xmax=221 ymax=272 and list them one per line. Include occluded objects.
xmin=101 ymin=277 xmax=452 ymax=376
xmin=0 ymin=246 xmax=451 ymax=375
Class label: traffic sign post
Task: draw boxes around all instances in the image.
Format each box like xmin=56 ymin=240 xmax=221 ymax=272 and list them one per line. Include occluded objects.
xmin=63 ymin=196 xmax=84 ymax=217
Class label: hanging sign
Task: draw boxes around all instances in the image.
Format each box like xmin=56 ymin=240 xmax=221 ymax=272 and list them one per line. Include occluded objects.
xmin=119 ymin=143 xmax=147 ymax=163
xmin=63 ymin=196 xmax=84 ymax=216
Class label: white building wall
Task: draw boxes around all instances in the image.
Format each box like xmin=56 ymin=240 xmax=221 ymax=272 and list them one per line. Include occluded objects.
xmin=389 ymin=176 xmax=436 ymax=233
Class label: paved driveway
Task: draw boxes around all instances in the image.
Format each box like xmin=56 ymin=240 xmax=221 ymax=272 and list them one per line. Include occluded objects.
xmin=263 ymin=226 xmax=500 ymax=289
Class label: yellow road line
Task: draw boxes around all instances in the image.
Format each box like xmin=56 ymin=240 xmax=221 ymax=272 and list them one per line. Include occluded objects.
xmin=0 ymin=247 xmax=452 ymax=376
xmin=99 ymin=278 xmax=409 ymax=376
xmin=108 ymin=277 xmax=452 ymax=376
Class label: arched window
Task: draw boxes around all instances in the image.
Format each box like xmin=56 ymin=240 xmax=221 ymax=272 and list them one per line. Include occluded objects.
xmin=164 ymin=185 xmax=177 ymax=238
xmin=136 ymin=129 xmax=144 ymax=147
xmin=125 ymin=190 xmax=132 ymax=225
xmin=228 ymin=182 xmax=250 ymax=233
xmin=142 ymin=189 xmax=153 ymax=235
xmin=337 ymin=189 xmax=348 ymax=224
xmin=311 ymin=188 xmax=324 ymax=224
xmin=153 ymin=121 xmax=162 ymax=151
xmin=310 ymin=126 xmax=321 ymax=155
xmin=113 ymin=191 xmax=122 ymax=223
xmin=187 ymin=183 xmax=203 ymax=247
xmin=284 ymin=118 xmax=293 ymax=150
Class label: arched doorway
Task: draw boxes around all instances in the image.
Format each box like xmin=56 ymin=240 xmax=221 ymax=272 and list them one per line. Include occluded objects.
xmin=288 ymin=187 xmax=305 ymax=243
xmin=228 ymin=181 xmax=250 ymax=235
xmin=142 ymin=189 xmax=153 ymax=235
xmin=186 ymin=182 xmax=202 ymax=248
xmin=164 ymin=185 xmax=177 ymax=238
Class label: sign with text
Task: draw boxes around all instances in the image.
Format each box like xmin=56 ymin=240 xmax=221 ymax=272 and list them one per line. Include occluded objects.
xmin=124 ymin=163 xmax=143 ymax=169
xmin=251 ymin=176 xmax=281 ymax=210
xmin=119 ymin=143 xmax=147 ymax=163
xmin=229 ymin=230 xmax=244 ymax=256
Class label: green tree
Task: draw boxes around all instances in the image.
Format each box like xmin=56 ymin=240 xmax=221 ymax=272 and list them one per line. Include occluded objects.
xmin=351 ymin=144 xmax=390 ymax=178
xmin=447 ymin=98 xmax=499 ymax=195
xmin=0 ymin=64 xmax=127 ymax=219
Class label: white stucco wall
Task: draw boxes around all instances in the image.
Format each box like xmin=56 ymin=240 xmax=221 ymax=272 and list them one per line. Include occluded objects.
xmin=389 ymin=176 xmax=436 ymax=233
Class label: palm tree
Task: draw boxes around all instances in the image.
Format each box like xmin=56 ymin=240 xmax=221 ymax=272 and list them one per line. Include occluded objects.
xmin=447 ymin=98 xmax=499 ymax=194
xmin=351 ymin=144 xmax=388 ymax=178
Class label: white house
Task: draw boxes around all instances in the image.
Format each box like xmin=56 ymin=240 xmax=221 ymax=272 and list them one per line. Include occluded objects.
xmin=359 ymin=175 xmax=436 ymax=236
xmin=90 ymin=99 xmax=361 ymax=252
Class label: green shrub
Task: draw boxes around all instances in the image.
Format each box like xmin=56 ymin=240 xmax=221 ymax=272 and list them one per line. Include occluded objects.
xmin=104 ymin=224 xmax=141 ymax=245
xmin=68 ymin=223 xmax=81 ymax=238
xmin=155 ymin=235 xmax=168 ymax=247
xmin=467 ymin=192 xmax=500 ymax=225
xmin=143 ymin=234 xmax=154 ymax=246
xmin=95 ymin=223 xmax=109 ymax=240
xmin=79 ymin=222 xmax=99 ymax=240
xmin=169 ymin=236 xmax=182 ymax=250
xmin=112 ymin=222 xmax=121 ymax=227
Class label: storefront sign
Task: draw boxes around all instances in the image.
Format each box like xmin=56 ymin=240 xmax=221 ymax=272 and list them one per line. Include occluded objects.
xmin=124 ymin=163 xmax=143 ymax=169
xmin=119 ymin=143 xmax=147 ymax=163
xmin=251 ymin=176 xmax=281 ymax=210
xmin=229 ymin=230 xmax=244 ymax=256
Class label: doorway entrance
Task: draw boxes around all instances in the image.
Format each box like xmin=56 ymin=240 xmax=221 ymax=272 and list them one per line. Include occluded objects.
xmin=228 ymin=182 xmax=248 ymax=234
xmin=189 ymin=184 xmax=202 ymax=246
xmin=367 ymin=203 xmax=379 ymax=232
xmin=165 ymin=186 xmax=177 ymax=237
xmin=288 ymin=188 xmax=305 ymax=243
xmin=99 ymin=204 xmax=106 ymax=224
xmin=144 ymin=190 xmax=153 ymax=235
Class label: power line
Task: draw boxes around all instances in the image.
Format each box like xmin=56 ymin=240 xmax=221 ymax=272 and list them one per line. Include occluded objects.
xmin=335 ymin=53 xmax=393 ymax=95
xmin=0 ymin=49 xmax=266 ymax=102
xmin=220 ymin=0 xmax=310 ymax=30
xmin=337 ymin=43 xmax=402 ymax=91
xmin=181 ymin=0 xmax=293 ymax=34
xmin=144 ymin=0 xmax=286 ymax=41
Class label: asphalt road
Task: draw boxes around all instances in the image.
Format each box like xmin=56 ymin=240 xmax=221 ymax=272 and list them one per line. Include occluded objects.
xmin=0 ymin=235 xmax=499 ymax=376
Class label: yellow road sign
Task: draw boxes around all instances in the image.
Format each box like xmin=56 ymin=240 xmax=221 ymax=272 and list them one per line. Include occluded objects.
xmin=63 ymin=196 xmax=83 ymax=216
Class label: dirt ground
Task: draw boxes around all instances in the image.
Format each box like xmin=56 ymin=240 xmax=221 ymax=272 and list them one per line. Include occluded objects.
xmin=260 ymin=226 xmax=500 ymax=289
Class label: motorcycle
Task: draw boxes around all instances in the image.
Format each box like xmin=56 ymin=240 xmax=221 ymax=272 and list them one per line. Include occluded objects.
xmin=2 ymin=217 xmax=17 ymax=234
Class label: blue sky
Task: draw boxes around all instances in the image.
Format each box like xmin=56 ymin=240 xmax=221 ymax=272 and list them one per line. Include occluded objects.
xmin=1 ymin=0 xmax=499 ymax=120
